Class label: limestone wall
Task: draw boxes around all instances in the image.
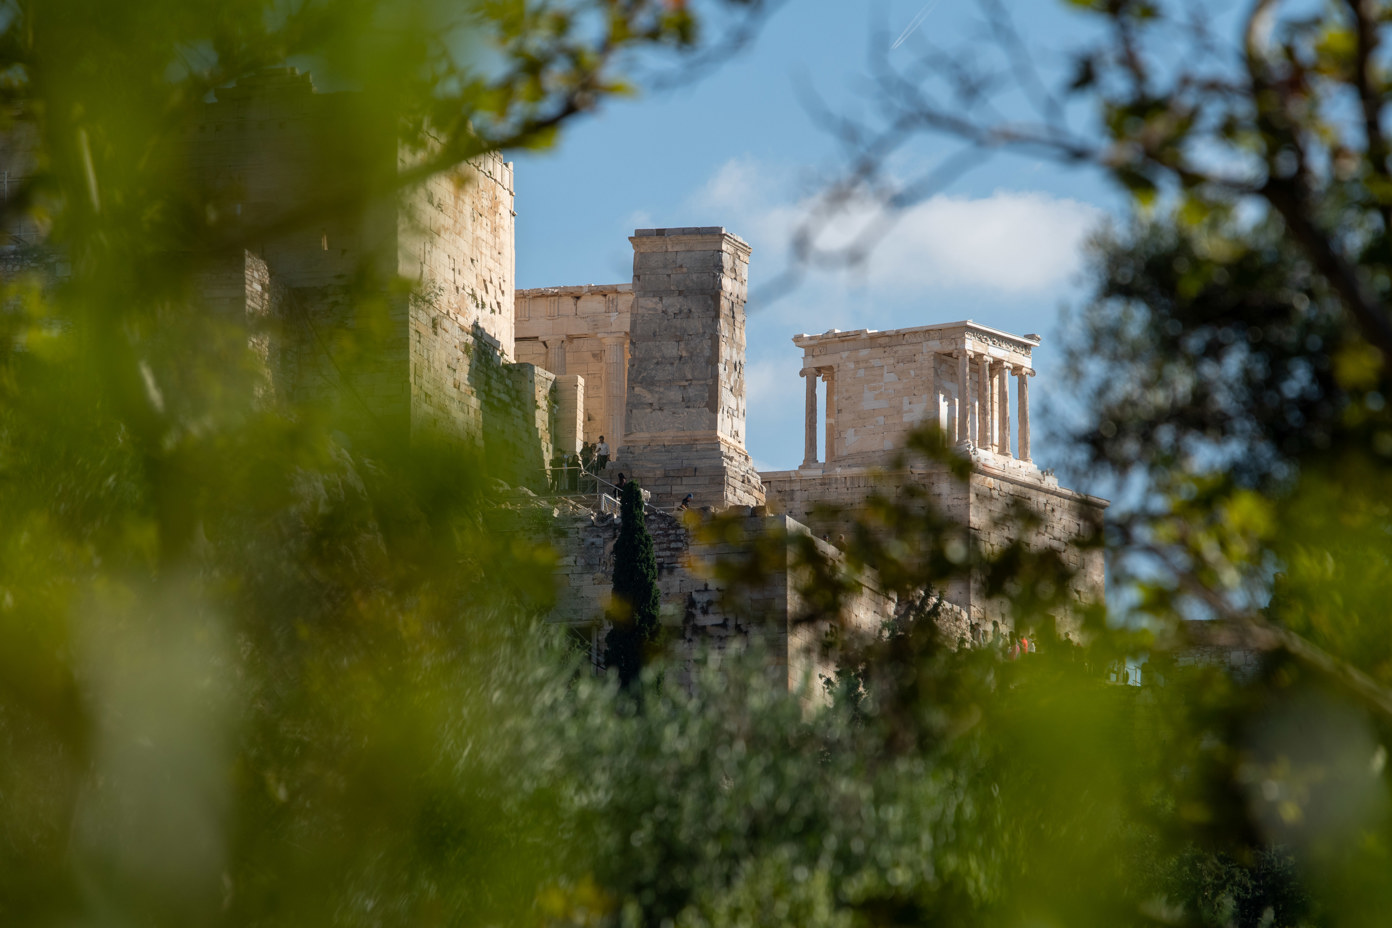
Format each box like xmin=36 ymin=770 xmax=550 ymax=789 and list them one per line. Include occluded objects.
xmin=188 ymin=69 xmax=400 ymax=290
xmin=619 ymin=228 xmax=764 ymax=509
xmin=967 ymin=464 xmax=1106 ymax=627
xmin=554 ymin=374 xmax=585 ymax=456
xmin=398 ymin=150 xmax=516 ymax=353
xmin=761 ymin=458 xmax=1106 ymax=630
xmin=410 ymin=298 xmax=556 ymax=489
xmin=189 ymin=245 xmax=412 ymax=440
xmin=760 ymin=465 xmax=973 ymax=616
xmin=191 ymin=250 xmax=288 ymax=404
xmin=544 ymin=510 xmax=894 ymax=697
xmin=186 ymin=70 xmax=556 ymax=477
xmin=515 ymin=284 xmax=633 ymax=450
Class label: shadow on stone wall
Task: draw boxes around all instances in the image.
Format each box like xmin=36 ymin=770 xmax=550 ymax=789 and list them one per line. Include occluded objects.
xmin=467 ymin=321 xmax=553 ymax=491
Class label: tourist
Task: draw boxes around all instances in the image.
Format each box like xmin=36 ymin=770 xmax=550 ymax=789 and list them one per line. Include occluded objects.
xmin=596 ymin=435 xmax=610 ymax=470
xmin=677 ymin=493 xmax=693 ymax=511
xmin=549 ymin=451 xmax=565 ymax=492
xmin=580 ymin=441 xmax=595 ymax=472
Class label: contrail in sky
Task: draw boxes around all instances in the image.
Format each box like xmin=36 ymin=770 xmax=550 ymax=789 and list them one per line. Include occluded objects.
xmin=891 ymin=0 xmax=940 ymax=50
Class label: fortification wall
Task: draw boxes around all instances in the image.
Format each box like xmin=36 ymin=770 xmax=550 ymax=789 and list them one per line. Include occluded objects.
xmin=192 ymin=248 xmax=410 ymax=439
xmin=762 ymin=459 xmax=1106 ymax=631
xmin=409 ymin=298 xmax=556 ymax=489
xmin=967 ymin=466 xmax=1106 ymax=627
xmin=191 ymin=250 xmax=289 ymax=404
xmin=188 ymin=69 xmax=400 ymax=289
xmin=185 ymin=71 xmax=553 ymax=475
xmin=399 ymin=151 xmax=516 ymax=353
xmin=761 ymin=465 xmax=973 ymax=619
xmin=544 ymin=511 xmax=893 ymax=697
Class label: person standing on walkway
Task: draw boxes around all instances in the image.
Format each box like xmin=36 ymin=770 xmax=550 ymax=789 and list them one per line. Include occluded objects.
xmin=596 ymin=436 xmax=610 ymax=471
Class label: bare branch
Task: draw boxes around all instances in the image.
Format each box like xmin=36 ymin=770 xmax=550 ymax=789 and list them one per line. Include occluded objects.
xmin=1343 ymin=0 xmax=1392 ymax=242
xmin=1142 ymin=541 xmax=1392 ymax=722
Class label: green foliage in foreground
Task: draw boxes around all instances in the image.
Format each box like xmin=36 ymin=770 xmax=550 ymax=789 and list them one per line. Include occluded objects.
xmin=3 ymin=1 xmax=1392 ymax=927
xmin=541 ymin=622 xmax=1362 ymax=928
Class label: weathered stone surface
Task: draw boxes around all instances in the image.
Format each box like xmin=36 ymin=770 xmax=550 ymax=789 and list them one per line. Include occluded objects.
xmin=514 ymin=284 xmax=633 ymax=452
xmin=554 ymin=374 xmax=585 ymax=455
xmin=538 ymin=509 xmax=896 ymax=701
xmin=795 ymin=322 xmax=1038 ymax=469
xmin=182 ymin=70 xmax=555 ymax=478
xmin=764 ymin=321 xmax=1105 ymax=633
xmin=762 ymin=440 xmax=1106 ymax=629
xmin=620 ymin=229 xmax=764 ymax=509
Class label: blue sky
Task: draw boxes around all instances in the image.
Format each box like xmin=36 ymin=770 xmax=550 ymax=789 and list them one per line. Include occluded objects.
xmin=511 ymin=0 xmax=1138 ymax=478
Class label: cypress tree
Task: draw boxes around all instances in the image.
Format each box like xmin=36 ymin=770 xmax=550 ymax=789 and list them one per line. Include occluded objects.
xmin=605 ymin=480 xmax=661 ymax=687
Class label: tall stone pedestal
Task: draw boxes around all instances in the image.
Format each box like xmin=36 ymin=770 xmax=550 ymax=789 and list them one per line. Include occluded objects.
xmin=619 ymin=227 xmax=765 ymax=510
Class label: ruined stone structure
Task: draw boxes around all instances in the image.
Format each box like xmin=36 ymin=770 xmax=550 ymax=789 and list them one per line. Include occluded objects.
xmin=3 ymin=69 xmax=1108 ymax=685
xmin=515 ymin=284 xmax=633 ymax=457
xmin=538 ymin=508 xmax=904 ymax=695
xmin=517 ymin=227 xmax=764 ymax=510
xmin=760 ymin=323 xmax=1107 ymax=622
xmin=185 ymin=68 xmax=562 ymax=486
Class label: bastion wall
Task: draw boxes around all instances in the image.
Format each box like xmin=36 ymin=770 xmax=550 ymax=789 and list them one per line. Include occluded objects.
xmin=538 ymin=508 xmax=893 ymax=697
xmin=183 ymin=69 xmax=557 ymax=487
xmin=4 ymin=69 xmax=1109 ymax=671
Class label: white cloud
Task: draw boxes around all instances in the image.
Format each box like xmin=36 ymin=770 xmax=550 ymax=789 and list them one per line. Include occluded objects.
xmin=624 ymin=208 xmax=654 ymax=230
xmin=693 ymin=158 xmax=765 ymax=215
xmin=684 ymin=157 xmax=1112 ymax=471
xmin=871 ymin=191 xmax=1102 ymax=293
xmin=688 ymin=158 xmax=1103 ymax=297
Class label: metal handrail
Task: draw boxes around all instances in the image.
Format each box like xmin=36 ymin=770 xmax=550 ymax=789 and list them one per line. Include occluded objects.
xmin=543 ymin=462 xmax=667 ymax=519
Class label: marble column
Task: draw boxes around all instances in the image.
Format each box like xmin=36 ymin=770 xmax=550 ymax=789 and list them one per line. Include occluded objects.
xmin=1017 ymin=369 xmax=1032 ymax=462
xmin=602 ymin=335 xmax=626 ymax=452
xmin=997 ymin=362 xmax=1013 ymax=457
xmin=956 ymin=351 xmax=970 ymax=444
xmin=802 ymin=368 xmax=819 ymax=466
xmin=823 ymin=368 xmax=837 ymax=463
xmin=977 ymin=355 xmax=993 ymax=451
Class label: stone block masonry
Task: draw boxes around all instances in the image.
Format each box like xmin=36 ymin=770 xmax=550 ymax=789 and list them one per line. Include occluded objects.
xmin=794 ymin=321 xmax=1039 ymax=470
xmin=514 ymin=284 xmax=633 ymax=453
xmin=553 ymin=374 xmax=585 ymax=455
xmin=618 ymin=228 xmax=765 ymax=510
xmin=181 ymin=70 xmax=561 ymax=484
xmin=763 ymin=320 xmax=1107 ymax=634
xmin=967 ymin=466 xmax=1105 ymax=627
xmin=399 ymin=150 xmax=516 ymax=353
xmin=538 ymin=509 xmax=896 ymax=700
xmin=410 ymin=296 xmax=557 ymax=490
